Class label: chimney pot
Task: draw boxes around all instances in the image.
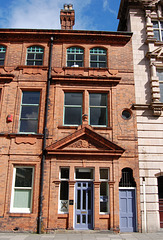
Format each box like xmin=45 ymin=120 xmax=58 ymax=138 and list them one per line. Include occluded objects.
xmin=64 ymin=4 xmax=68 ymax=10
xmin=68 ymin=4 xmax=73 ymax=10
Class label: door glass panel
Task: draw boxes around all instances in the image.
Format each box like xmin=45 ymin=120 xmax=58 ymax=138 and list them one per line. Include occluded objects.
xmin=82 ymin=215 xmax=86 ymax=223
xmin=83 ymin=190 xmax=86 ymax=209
xmin=88 ymin=215 xmax=91 ymax=224
xmin=78 ymin=183 xmax=81 ymax=187
xmin=77 ymin=215 xmax=80 ymax=224
xmin=83 ymin=183 xmax=86 ymax=187
xmin=77 ymin=190 xmax=81 ymax=209
xmin=88 ymin=189 xmax=91 ymax=210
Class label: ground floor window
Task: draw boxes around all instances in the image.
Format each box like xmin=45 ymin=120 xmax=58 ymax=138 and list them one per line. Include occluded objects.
xmin=10 ymin=166 xmax=34 ymax=213
xmin=100 ymin=168 xmax=109 ymax=213
xmin=59 ymin=168 xmax=69 ymax=213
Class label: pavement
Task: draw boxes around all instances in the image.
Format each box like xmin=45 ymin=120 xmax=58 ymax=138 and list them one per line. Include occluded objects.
xmin=0 ymin=230 xmax=163 ymax=240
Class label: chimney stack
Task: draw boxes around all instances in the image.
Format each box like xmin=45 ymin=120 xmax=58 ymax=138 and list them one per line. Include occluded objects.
xmin=60 ymin=4 xmax=75 ymax=30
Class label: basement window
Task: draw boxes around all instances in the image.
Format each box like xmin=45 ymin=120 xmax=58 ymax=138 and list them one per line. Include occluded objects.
xmin=59 ymin=168 xmax=69 ymax=213
xmin=100 ymin=168 xmax=109 ymax=214
xmin=10 ymin=166 xmax=34 ymax=213
xmin=26 ymin=46 xmax=44 ymax=66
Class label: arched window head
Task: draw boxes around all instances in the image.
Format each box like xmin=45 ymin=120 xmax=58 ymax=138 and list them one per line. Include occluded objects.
xmin=67 ymin=47 xmax=84 ymax=67
xmin=90 ymin=48 xmax=107 ymax=68
xmin=26 ymin=46 xmax=44 ymax=66
xmin=0 ymin=46 xmax=6 ymax=65
xmin=119 ymin=168 xmax=136 ymax=187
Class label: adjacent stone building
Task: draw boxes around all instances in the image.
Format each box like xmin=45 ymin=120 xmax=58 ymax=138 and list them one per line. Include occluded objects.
xmin=118 ymin=0 xmax=163 ymax=232
xmin=0 ymin=4 xmax=140 ymax=233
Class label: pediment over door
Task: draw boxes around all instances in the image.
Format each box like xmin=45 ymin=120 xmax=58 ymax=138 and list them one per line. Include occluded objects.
xmin=46 ymin=126 xmax=125 ymax=157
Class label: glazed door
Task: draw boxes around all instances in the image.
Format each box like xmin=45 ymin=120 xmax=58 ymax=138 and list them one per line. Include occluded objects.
xmin=119 ymin=189 xmax=136 ymax=232
xmin=75 ymin=182 xmax=93 ymax=229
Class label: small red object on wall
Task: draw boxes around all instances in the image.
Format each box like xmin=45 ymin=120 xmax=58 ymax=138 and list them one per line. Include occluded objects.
xmin=7 ymin=114 xmax=13 ymax=122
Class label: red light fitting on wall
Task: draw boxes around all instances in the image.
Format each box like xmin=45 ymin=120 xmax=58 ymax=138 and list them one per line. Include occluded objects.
xmin=7 ymin=114 xmax=13 ymax=122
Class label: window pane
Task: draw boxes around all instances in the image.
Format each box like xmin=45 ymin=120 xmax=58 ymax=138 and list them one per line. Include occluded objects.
xmin=100 ymin=169 xmax=108 ymax=180
xmin=64 ymin=107 xmax=81 ymax=125
xmin=61 ymin=168 xmax=69 ymax=179
xmin=76 ymin=54 xmax=83 ymax=61
xmin=100 ymin=182 xmax=108 ymax=213
xmin=13 ymin=189 xmax=31 ymax=208
xmin=76 ymin=169 xmax=93 ymax=179
xmin=65 ymin=93 xmax=82 ymax=105
xmin=22 ymin=92 xmax=40 ymax=104
xmin=0 ymin=52 xmax=5 ymax=59
xmin=27 ymin=60 xmax=34 ymax=65
xmin=90 ymin=93 xmax=107 ymax=106
xmin=76 ymin=61 xmax=83 ymax=67
xmin=60 ymin=181 xmax=69 ymax=200
xmin=90 ymin=62 xmax=97 ymax=67
xmin=99 ymin=62 xmax=107 ymax=68
xmin=152 ymin=21 xmax=159 ymax=28
xmin=90 ymin=55 xmax=97 ymax=61
xmin=19 ymin=119 xmax=38 ymax=133
xmin=15 ymin=168 xmax=33 ymax=187
xmin=27 ymin=53 xmax=34 ymax=60
xmin=68 ymin=54 xmax=74 ymax=61
xmin=90 ymin=107 xmax=106 ymax=125
xmin=153 ymin=30 xmax=160 ymax=41
xmin=99 ymin=55 xmax=106 ymax=61
xmin=160 ymin=83 xmax=163 ymax=102
xmin=21 ymin=106 xmax=39 ymax=118
xmin=0 ymin=60 xmax=4 ymax=65
xmin=36 ymin=54 xmax=43 ymax=60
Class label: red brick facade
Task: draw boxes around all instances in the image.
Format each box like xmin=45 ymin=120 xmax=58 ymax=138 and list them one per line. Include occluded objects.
xmin=0 ymin=28 xmax=140 ymax=232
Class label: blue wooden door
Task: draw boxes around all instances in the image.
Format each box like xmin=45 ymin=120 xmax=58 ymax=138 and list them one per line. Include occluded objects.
xmin=119 ymin=189 xmax=136 ymax=232
xmin=75 ymin=182 xmax=93 ymax=229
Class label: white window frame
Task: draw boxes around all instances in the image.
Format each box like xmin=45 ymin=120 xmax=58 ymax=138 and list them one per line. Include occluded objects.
xmin=10 ymin=166 xmax=34 ymax=213
xmin=152 ymin=20 xmax=163 ymax=41
xmin=99 ymin=168 xmax=110 ymax=214
xmin=58 ymin=167 xmax=69 ymax=214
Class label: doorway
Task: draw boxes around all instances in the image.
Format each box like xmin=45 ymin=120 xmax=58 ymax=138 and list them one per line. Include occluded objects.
xmin=119 ymin=168 xmax=137 ymax=232
xmin=158 ymin=176 xmax=163 ymax=228
xmin=75 ymin=181 xmax=93 ymax=230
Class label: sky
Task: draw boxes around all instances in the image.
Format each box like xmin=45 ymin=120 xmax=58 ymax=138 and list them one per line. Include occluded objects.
xmin=0 ymin=0 xmax=121 ymax=31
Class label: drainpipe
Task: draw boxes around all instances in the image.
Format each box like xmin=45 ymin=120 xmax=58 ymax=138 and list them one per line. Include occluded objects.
xmin=38 ymin=36 xmax=53 ymax=234
xmin=142 ymin=177 xmax=147 ymax=233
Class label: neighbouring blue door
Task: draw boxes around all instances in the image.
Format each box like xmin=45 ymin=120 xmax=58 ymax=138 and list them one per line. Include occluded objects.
xmin=75 ymin=182 xmax=93 ymax=229
xmin=119 ymin=189 xmax=136 ymax=232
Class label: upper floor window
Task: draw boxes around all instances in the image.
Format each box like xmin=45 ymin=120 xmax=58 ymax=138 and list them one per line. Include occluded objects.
xmin=19 ymin=91 xmax=40 ymax=133
xmin=67 ymin=47 xmax=84 ymax=67
xmin=0 ymin=46 xmax=6 ymax=65
xmin=26 ymin=46 xmax=44 ymax=66
xmin=10 ymin=166 xmax=34 ymax=213
xmin=64 ymin=92 xmax=82 ymax=125
xmin=90 ymin=48 xmax=107 ymax=68
xmin=89 ymin=93 xmax=107 ymax=126
xmin=152 ymin=21 xmax=163 ymax=41
xmin=156 ymin=69 xmax=163 ymax=102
